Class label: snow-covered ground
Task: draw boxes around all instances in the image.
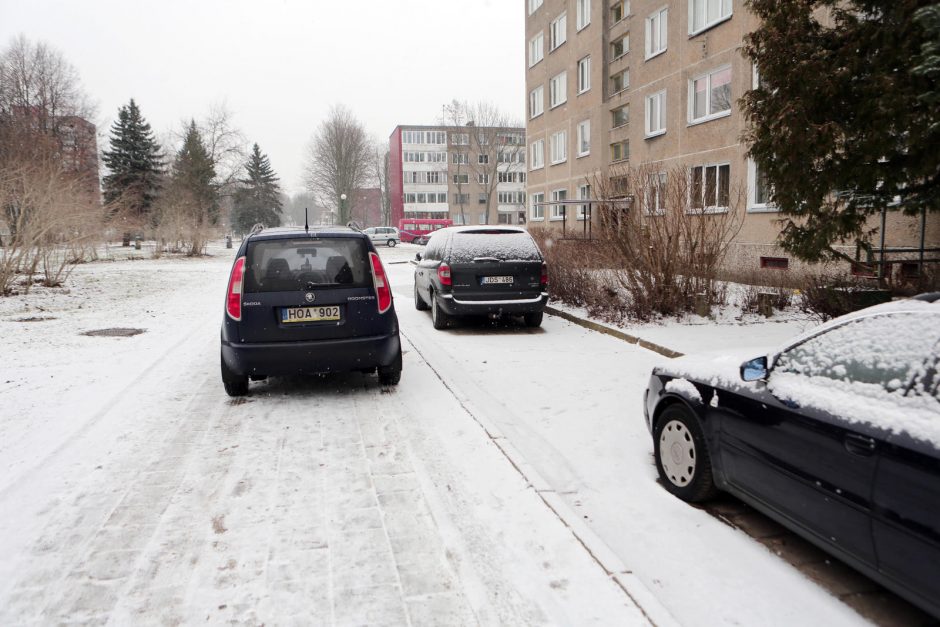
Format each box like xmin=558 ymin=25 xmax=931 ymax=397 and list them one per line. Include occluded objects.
xmin=0 ymin=240 xmax=870 ymax=625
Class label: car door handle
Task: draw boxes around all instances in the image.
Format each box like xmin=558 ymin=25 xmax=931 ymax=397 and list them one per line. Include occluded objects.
xmin=843 ymin=433 xmax=877 ymax=456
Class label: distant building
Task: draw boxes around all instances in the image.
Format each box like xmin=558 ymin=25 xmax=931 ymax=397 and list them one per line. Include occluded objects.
xmin=389 ymin=124 xmax=527 ymax=227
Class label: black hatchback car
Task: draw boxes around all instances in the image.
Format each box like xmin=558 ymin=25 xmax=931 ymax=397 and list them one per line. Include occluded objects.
xmin=643 ymin=298 xmax=940 ymax=618
xmin=220 ymin=226 xmax=401 ymax=396
xmin=413 ymin=226 xmax=548 ymax=329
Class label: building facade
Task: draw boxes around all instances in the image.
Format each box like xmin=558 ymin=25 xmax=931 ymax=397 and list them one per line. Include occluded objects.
xmin=524 ymin=0 xmax=937 ymax=275
xmin=389 ymin=124 xmax=527 ymax=228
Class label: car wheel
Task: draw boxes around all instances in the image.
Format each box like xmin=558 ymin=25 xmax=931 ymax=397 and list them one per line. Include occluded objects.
xmin=523 ymin=311 xmax=543 ymax=328
xmin=221 ymin=354 xmax=248 ymax=397
xmin=431 ymin=294 xmax=449 ymax=330
xmin=387 ymin=239 xmax=397 ymax=247
xmin=378 ymin=365 xmax=401 ymax=385
xmin=414 ymin=282 xmax=429 ymax=310
xmin=653 ymin=404 xmax=717 ymax=502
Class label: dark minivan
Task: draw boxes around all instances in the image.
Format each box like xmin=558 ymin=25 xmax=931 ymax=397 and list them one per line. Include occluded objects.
xmin=413 ymin=226 xmax=548 ymax=329
xmin=220 ymin=226 xmax=401 ymax=396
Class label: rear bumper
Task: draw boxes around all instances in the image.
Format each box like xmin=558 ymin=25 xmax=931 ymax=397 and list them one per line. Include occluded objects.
xmin=222 ymin=332 xmax=401 ymax=377
xmin=437 ymin=292 xmax=548 ymax=316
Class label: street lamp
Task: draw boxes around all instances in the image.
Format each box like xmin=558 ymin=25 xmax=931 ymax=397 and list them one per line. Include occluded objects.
xmin=340 ymin=193 xmax=347 ymax=225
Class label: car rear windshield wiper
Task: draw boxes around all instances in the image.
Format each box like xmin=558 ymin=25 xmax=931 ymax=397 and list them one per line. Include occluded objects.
xmin=472 ymin=257 xmax=501 ymax=263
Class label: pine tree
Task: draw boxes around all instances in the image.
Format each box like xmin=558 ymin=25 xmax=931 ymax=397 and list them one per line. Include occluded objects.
xmin=232 ymin=143 xmax=283 ymax=232
xmin=742 ymin=0 xmax=940 ymax=263
xmin=173 ymin=120 xmax=219 ymax=226
xmin=101 ymin=99 xmax=163 ymax=221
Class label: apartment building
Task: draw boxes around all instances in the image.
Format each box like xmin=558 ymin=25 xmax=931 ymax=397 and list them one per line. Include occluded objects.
xmin=388 ymin=124 xmax=527 ymax=228
xmin=524 ymin=0 xmax=938 ymax=275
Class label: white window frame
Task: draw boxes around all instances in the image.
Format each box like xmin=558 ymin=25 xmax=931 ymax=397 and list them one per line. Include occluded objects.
xmin=529 ymin=31 xmax=544 ymax=67
xmin=478 ymin=173 xmax=489 ymax=184
xmin=576 ymin=0 xmax=591 ymax=30
xmin=530 ymin=139 xmax=545 ymax=170
xmin=577 ymin=183 xmax=591 ymax=220
xmin=611 ymin=34 xmax=629 ymax=60
xmin=689 ymin=162 xmax=731 ymax=212
xmin=576 ymin=120 xmax=590 ymax=157
xmin=689 ymin=65 xmax=732 ymax=124
xmin=688 ymin=0 xmax=732 ymax=36
xmin=453 ymin=173 xmax=469 ymax=185
xmin=549 ymin=71 xmax=567 ymax=108
xmin=529 ymin=85 xmax=544 ymax=119
xmin=610 ymin=69 xmax=629 ymax=95
xmin=645 ymin=7 xmax=668 ymax=60
xmin=577 ymin=56 xmax=591 ymax=94
xmin=550 ymin=130 xmax=567 ymax=165
xmin=528 ymin=0 xmax=543 ymax=16
xmin=643 ymin=172 xmax=667 ymax=215
xmin=530 ymin=192 xmax=545 ymax=220
xmin=550 ymin=13 xmax=567 ymax=51
xmin=645 ymin=90 xmax=666 ymax=138
xmin=452 ymin=152 xmax=469 ymax=165
xmin=478 ymin=154 xmax=489 ymax=164
xmin=612 ymin=104 xmax=629 ymax=128
xmin=550 ymin=189 xmax=567 ymax=220
xmin=747 ymin=158 xmax=776 ymax=213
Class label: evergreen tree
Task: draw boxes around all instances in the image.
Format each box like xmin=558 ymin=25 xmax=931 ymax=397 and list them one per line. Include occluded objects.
xmin=173 ymin=120 xmax=219 ymax=226
xmin=101 ymin=99 xmax=163 ymax=220
xmin=232 ymin=143 xmax=283 ymax=232
xmin=742 ymin=0 xmax=940 ymax=263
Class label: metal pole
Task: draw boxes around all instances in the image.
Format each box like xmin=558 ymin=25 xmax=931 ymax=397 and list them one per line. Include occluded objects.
xmin=879 ymin=207 xmax=887 ymax=281
xmin=919 ymin=207 xmax=927 ymax=278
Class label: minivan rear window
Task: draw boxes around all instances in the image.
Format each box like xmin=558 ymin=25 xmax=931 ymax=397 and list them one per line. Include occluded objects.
xmin=450 ymin=231 xmax=542 ymax=263
xmin=245 ymin=238 xmax=370 ymax=292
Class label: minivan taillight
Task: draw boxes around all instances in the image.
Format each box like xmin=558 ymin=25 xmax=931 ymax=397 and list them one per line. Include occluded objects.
xmin=369 ymin=252 xmax=393 ymax=314
xmin=438 ymin=263 xmax=452 ymax=286
xmin=226 ymin=256 xmax=246 ymax=321
xmin=540 ymin=261 xmax=548 ymax=290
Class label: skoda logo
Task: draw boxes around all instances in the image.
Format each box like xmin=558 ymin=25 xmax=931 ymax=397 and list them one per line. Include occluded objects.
xmin=304 ymin=292 xmax=315 ymax=303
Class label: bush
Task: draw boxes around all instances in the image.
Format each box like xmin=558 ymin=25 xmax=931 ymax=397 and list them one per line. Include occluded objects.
xmin=798 ymin=273 xmax=891 ymax=322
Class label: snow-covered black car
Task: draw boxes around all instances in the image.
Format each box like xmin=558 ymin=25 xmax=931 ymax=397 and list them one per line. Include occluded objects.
xmin=220 ymin=226 xmax=401 ymax=396
xmin=413 ymin=226 xmax=548 ymax=329
xmin=643 ymin=296 xmax=940 ymax=618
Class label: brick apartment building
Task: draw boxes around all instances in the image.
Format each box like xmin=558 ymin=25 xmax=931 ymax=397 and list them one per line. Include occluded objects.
xmin=388 ymin=124 xmax=528 ymax=228
xmin=524 ymin=0 xmax=937 ymax=276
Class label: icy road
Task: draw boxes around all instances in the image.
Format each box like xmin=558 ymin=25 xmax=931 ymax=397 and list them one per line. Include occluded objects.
xmin=0 ymin=242 xmax=865 ymax=625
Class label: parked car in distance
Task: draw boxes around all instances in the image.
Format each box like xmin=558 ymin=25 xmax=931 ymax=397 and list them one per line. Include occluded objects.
xmin=413 ymin=226 xmax=548 ymax=329
xmin=220 ymin=226 xmax=401 ymax=396
xmin=363 ymin=226 xmax=400 ymax=247
xmin=398 ymin=218 xmax=452 ymax=245
xmin=643 ymin=296 xmax=940 ymax=618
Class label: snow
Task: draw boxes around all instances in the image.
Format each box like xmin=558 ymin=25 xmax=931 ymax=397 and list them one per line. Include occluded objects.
xmin=664 ymin=378 xmax=702 ymax=403
xmin=448 ymin=230 xmax=542 ymax=263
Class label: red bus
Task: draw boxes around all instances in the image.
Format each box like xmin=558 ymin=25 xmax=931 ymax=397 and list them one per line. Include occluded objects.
xmin=398 ymin=218 xmax=453 ymax=244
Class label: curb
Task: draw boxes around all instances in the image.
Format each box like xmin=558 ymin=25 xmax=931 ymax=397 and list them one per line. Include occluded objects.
xmin=544 ymin=306 xmax=685 ymax=359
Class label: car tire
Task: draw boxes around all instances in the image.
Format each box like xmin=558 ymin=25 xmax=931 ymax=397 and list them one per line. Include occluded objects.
xmin=415 ymin=282 xmax=429 ymax=310
xmin=387 ymin=239 xmax=397 ymax=247
xmin=431 ymin=294 xmax=450 ymax=330
xmin=653 ymin=404 xmax=717 ymax=503
xmin=523 ymin=311 xmax=543 ymax=328
xmin=221 ymin=354 xmax=249 ymax=397
xmin=378 ymin=365 xmax=402 ymax=385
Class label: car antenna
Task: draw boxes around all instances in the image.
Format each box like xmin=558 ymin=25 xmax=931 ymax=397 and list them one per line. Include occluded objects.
xmin=304 ymin=207 xmax=309 ymax=234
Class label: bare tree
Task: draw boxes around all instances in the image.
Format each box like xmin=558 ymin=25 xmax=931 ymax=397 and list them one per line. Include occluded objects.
xmin=303 ymin=105 xmax=373 ymax=224
xmin=373 ymin=144 xmax=392 ymax=226
xmin=442 ymin=100 xmax=525 ymax=225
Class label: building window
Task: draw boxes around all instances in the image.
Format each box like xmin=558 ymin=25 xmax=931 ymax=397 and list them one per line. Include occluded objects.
xmin=760 ymin=257 xmax=789 ymax=270
xmin=611 ymin=34 xmax=629 ymax=60
xmin=689 ymin=0 xmax=732 ymax=35
xmin=610 ymin=69 xmax=629 ymax=94
xmin=454 ymin=193 xmax=470 ymax=204
xmin=550 ymin=13 xmax=567 ymax=50
xmin=611 ymin=1 xmax=628 ymax=24
xmin=576 ymin=0 xmax=591 ymax=30
xmin=577 ymin=56 xmax=591 ymax=94
xmin=644 ymin=172 xmax=667 ymax=215
xmin=577 ymin=120 xmax=590 ymax=157
xmin=453 ymin=152 xmax=469 ymax=165
xmin=451 ymin=133 xmax=469 ymax=145
xmin=478 ymin=174 xmax=489 ymax=184
xmin=528 ymin=0 xmax=543 ymax=15
xmin=645 ymin=7 xmax=668 ymax=59
xmin=453 ymin=173 xmax=469 ymax=184
xmin=551 ymin=189 xmax=567 ymax=220
xmin=529 ymin=85 xmax=544 ymax=118
xmin=577 ymin=183 xmax=591 ymax=219
xmin=453 ymin=213 xmax=466 ymax=225
xmin=748 ymin=158 xmax=776 ymax=211
xmin=478 ymin=154 xmax=489 ymax=164
xmin=690 ymin=66 xmax=731 ymax=123
xmin=478 ymin=213 xmax=487 ymax=224
xmin=610 ymin=141 xmax=629 ymax=162
xmin=531 ymin=192 xmax=545 ymax=220
xmin=612 ymin=104 xmax=629 ymax=128
xmin=529 ymin=32 xmax=544 ymax=67
xmin=690 ymin=163 xmax=731 ymax=211
xmin=550 ymin=130 xmax=567 ymax=164
xmin=645 ymin=90 xmax=666 ymax=137
xmin=478 ymin=193 xmax=487 ymax=204
xmin=530 ymin=139 xmax=545 ymax=170
xmin=549 ymin=72 xmax=567 ymax=108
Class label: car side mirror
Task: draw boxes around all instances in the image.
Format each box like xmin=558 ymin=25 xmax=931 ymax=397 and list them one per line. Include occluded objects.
xmin=415 ymin=253 xmax=422 ymax=261
xmin=741 ymin=356 xmax=768 ymax=382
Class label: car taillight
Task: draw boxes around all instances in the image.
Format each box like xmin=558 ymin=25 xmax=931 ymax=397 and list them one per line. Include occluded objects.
xmin=226 ymin=256 xmax=246 ymax=321
xmin=369 ymin=252 xmax=393 ymax=314
xmin=438 ymin=263 xmax=452 ymax=286
xmin=540 ymin=261 xmax=548 ymax=290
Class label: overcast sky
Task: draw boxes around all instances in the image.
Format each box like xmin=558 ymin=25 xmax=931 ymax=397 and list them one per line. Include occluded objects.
xmin=0 ymin=0 xmax=525 ymax=195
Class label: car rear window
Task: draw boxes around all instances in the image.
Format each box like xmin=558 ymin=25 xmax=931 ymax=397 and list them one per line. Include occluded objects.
xmin=449 ymin=231 xmax=542 ymax=263
xmin=244 ymin=238 xmax=370 ymax=292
